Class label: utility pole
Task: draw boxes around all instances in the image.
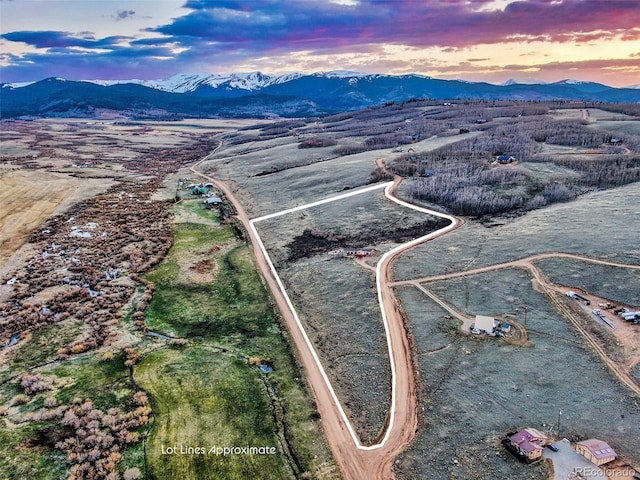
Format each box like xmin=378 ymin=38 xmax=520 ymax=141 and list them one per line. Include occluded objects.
xmin=557 ymin=410 xmax=562 ymax=439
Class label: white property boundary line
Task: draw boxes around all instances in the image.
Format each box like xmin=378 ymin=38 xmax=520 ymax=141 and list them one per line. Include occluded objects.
xmin=249 ymin=181 xmax=459 ymax=450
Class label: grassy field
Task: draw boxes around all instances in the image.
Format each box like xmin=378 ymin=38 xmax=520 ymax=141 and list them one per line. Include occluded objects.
xmin=137 ymin=347 xmax=290 ymax=480
xmin=139 ymin=199 xmax=337 ymax=480
xmin=202 ymin=129 xmax=474 ymax=218
xmin=0 ymin=169 xmax=112 ymax=270
xmin=588 ymin=120 xmax=640 ymax=135
xmin=279 ymin=256 xmax=390 ymax=443
xmin=534 ymin=257 xmax=640 ymax=306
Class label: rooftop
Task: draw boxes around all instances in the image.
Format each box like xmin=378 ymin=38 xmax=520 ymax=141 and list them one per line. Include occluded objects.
xmin=577 ymin=439 xmax=616 ymax=459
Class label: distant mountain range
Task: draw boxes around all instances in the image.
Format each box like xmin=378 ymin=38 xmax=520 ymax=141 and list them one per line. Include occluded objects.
xmin=2 ymin=71 xmax=639 ymax=119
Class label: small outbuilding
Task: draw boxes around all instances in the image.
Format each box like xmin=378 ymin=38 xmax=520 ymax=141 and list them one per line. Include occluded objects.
xmin=474 ymin=315 xmax=498 ymax=334
xmin=495 ymin=155 xmax=515 ymax=164
xmin=204 ymin=196 xmax=223 ymax=208
xmin=576 ymin=439 xmax=617 ymax=466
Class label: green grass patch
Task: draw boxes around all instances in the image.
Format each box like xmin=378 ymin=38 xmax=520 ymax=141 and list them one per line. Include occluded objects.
xmin=0 ymin=421 xmax=68 ymax=480
xmin=0 ymin=321 xmax=84 ymax=383
xmin=139 ymin=200 xmax=335 ymax=479
xmin=51 ymin=352 xmax=130 ymax=410
xmin=145 ymin=223 xmax=271 ymax=340
xmin=137 ymin=347 xmax=290 ymax=480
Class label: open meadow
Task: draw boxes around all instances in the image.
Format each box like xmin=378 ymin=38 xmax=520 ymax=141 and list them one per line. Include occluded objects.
xmin=393 ymin=181 xmax=640 ymax=281
xmin=393 ymin=267 xmax=640 ymax=479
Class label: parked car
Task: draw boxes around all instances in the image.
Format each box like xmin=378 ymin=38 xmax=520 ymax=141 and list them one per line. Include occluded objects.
xmin=546 ymin=443 xmax=559 ymax=452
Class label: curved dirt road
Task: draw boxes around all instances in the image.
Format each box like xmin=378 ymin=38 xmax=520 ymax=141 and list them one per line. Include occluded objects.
xmin=190 ymin=147 xmax=464 ymax=479
xmin=191 ymin=142 xmax=640 ymax=478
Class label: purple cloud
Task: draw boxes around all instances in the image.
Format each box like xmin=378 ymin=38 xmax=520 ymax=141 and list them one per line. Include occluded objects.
xmin=148 ymin=0 xmax=640 ymax=51
xmin=1 ymin=0 xmax=639 ymax=84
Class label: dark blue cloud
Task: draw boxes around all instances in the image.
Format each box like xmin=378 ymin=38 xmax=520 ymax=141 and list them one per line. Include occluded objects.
xmin=130 ymin=37 xmax=177 ymax=46
xmin=0 ymin=46 xmax=185 ymax=82
xmin=1 ymin=31 xmax=131 ymax=49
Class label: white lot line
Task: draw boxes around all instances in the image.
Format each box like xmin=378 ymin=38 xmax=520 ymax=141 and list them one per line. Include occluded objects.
xmin=250 ymin=181 xmax=459 ymax=450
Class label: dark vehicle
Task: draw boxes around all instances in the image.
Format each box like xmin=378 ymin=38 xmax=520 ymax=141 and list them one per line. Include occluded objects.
xmin=546 ymin=444 xmax=559 ymax=452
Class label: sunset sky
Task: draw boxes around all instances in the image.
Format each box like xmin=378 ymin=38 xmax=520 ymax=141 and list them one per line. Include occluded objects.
xmin=1 ymin=0 xmax=639 ymax=86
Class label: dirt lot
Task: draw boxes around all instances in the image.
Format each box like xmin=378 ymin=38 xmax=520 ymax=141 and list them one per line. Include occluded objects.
xmin=534 ymin=257 xmax=640 ymax=306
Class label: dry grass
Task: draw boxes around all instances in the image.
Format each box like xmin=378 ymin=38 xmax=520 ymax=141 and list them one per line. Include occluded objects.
xmin=0 ymin=169 xmax=112 ymax=268
xmin=393 ymin=181 xmax=640 ymax=281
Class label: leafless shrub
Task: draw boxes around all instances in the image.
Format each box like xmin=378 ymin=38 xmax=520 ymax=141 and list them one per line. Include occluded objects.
xmin=298 ymin=137 xmax=337 ymax=148
xmin=368 ymin=167 xmax=395 ymax=183
xmin=21 ymin=373 xmax=56 ymax=395
xmin=34 ymin=394 xmax=152 ymax=478
xmin=124 ymin=348 xmax=140 ymax=369
xmin=12 ymin=394 xmax=30 ymax=405
xmin=124 ymin=468 xmax=142 ymax=480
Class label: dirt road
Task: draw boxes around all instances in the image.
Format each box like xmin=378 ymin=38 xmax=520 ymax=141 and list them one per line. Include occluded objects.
xmin=190 ymin=147 xmax=464 ymax=479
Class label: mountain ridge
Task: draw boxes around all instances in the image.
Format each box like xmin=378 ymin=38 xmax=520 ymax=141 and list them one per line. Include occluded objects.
xmin=2 ymin=71 xmax=639 ymax=119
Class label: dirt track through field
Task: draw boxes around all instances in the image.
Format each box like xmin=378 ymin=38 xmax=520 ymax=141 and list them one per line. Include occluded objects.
xmin=396 ymin=252 xmax=640 ymax=398
xmin=191 ymin=144 xmax=465 ymax=479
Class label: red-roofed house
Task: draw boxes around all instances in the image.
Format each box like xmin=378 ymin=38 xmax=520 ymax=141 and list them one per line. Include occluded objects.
xmin=508 ymin=428 xmax=547 ymax=461
xmin=576 ymin=439 xmax=617 ymax=466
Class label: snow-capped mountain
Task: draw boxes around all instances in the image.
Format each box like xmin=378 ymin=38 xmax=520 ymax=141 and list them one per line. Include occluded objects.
xmin=88 ymin=72 xmax=303 ymax=93
xmin=501 ymin=78 xmax=549 ymax=86
xmin=313 ymin=70 xmax=374 ymax=79
xmin=2 ymin=71 xmax=639 ymax=119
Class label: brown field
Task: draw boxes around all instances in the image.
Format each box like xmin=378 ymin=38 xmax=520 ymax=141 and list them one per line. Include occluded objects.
xmin=0 ymin=169 xmax=112 ymax=269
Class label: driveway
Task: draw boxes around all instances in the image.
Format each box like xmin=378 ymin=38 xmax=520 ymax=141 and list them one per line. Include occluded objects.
xmin=544 ymin=438 xmax=604 ymax=479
